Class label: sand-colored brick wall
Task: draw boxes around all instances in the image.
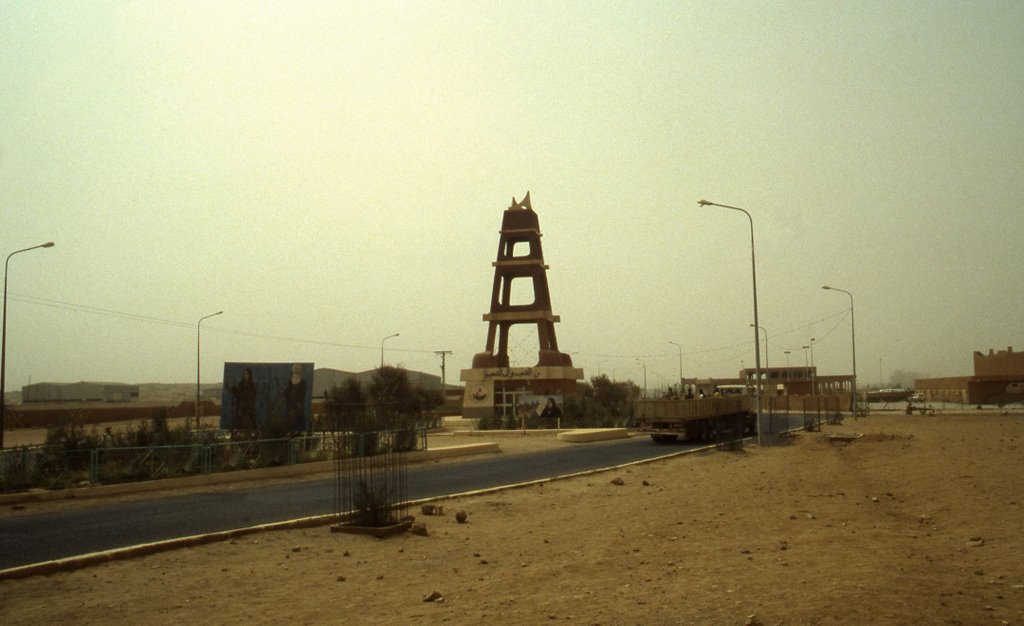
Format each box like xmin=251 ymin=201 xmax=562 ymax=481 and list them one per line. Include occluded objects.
xmin=974 ymin=347 xmax=1024 ymax=377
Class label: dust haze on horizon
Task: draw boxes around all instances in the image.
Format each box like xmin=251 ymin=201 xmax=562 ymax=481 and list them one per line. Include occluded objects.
xmin=2 ymin=1 xmax=1021 ymax=393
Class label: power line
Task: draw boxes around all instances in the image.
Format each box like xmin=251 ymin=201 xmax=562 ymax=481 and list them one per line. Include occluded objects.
xmin=6 ymin=292 xmax=440 ymax=355
xmin=578 ymin=308 xmax=850 ymax=362
xmin=9 ymin=290 xmax=852 ymax=364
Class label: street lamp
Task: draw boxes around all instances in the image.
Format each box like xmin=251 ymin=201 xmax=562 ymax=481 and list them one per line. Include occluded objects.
xmin=749 ymin=324 xmax=768 ymax=389
xmin=751 ymin=323 xmax=770 ymax=431
xmin=698 ymin=200 xmax=762 ymax=445
xmin=810 ymin=337 xmax=816 ymax=394
xmin=1 ymin=242 xmax=55 ymax=449
xmin=196 ymin=310 xmax=223 ymax=429
xmin=823 ymin=285 xmax=857 ymax=417
xmin=801 ymin=344 xmax=811 ymax=393
xmin=380 ymin=332 xmax=399 ymax=368
xmin=668 ymin=341 xmax=683 ymax=393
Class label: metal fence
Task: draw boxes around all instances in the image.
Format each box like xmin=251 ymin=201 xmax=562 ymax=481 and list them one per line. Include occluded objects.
xmin=0 ymin=429 xmax=427 ymax=493
xmin=333 ymin=431 xmax=410 ymax=528
xmin=756 ymin=396 xmax=846 ymax=435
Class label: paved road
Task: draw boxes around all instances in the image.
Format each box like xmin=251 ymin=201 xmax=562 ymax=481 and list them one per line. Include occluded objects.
xmin=0 ymin=415 xmax=807 ymax=570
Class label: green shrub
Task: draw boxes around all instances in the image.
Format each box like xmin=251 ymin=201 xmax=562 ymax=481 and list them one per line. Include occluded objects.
xmin=324 ymin=366 xmax=441 ymax=441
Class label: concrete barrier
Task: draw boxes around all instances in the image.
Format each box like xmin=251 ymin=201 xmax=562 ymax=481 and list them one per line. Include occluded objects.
xmin=557 ymin=428 xmax=630 ymax=443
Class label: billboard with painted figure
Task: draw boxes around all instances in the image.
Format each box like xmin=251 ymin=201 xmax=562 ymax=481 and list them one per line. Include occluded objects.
xmin=220 ymin=362 xmax=314 ymax=433
xmin=516 ymin=394 xmax=564 ymax=422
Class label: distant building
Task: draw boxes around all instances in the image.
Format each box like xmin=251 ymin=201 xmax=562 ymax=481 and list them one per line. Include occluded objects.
xmin=21 ymin=382 xmax=140 ymax=403
xmin=916 ymin=346 xmax=1024 ymax=405
xmin=682 ymin=366 xmax=854 ymax=399
xmin=312 ymin=367 xmax=451 ymax=398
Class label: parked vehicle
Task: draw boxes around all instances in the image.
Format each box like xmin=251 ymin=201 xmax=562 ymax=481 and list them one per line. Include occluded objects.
xmin=632 ymin=396 xmax=756 ymax=443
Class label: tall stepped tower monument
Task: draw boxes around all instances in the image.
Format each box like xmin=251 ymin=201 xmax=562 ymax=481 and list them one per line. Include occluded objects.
xmin=460 ymin=192 xmax=583 ymax=421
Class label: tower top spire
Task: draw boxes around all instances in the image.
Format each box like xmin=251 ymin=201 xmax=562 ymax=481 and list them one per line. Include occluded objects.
xmin=509 ymin=191 xmax=532 ymax=211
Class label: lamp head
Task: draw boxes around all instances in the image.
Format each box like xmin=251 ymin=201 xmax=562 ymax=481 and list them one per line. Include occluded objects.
xmin=42 ymin=242 xmax=55 ymax=248
xmin=697 ymin=199 xmax=711 ymax=206
xmin=822 ymin=285 xmax=831 ymax=290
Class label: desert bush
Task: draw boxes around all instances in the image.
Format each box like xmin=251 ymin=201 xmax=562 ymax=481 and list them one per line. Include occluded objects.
xmin=45 ymin=413 xmax=103 ymax=451
xmin=0 ymin=447 xmax=40 ymax=491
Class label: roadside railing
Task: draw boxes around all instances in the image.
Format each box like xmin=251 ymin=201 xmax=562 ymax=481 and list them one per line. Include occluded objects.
xmin=0 ymin=428 xmax=427 ymax=493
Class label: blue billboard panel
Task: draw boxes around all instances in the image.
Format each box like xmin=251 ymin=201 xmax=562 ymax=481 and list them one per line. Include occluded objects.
xmin=220 ymin=362 xmax=314 ymax=433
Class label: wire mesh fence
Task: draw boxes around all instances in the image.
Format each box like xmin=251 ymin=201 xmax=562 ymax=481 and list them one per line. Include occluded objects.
xmin=329 ymin=404 xmax=412 ymax=530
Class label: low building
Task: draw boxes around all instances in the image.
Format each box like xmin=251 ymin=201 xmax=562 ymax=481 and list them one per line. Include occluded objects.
xmin=916 ymin=346 xmax=1024 ymax=405
xmin=21 ymin=382 xmax=139 ymax=403
xmin=683 ymin=366 xmax=854 ymax=399
xmin=312 ymin=367 xmax=452 ymax=398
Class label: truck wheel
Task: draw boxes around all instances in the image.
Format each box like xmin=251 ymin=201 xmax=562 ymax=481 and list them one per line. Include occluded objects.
xmin=651 ymin=434 xmax=678 ymax=443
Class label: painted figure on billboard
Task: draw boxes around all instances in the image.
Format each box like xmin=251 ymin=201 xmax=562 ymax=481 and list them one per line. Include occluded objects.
xmin=221 ymin=362 xmax=314 ymax=434
xmin=283 ymin=363 xmax=307 ymax=432
xmin=539 ymin=396 xmax=563 ymax=418
xmin=226 ymin=367 xmax=257 ymax=430
xmin=517 ymin=394 xmax=564 ymax=422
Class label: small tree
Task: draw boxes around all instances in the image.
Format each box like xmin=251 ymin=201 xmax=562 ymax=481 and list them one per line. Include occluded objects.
xmin=324 ymin=367 xmax=441 ymax=452
xmin=324 ymin=377 xmax=368 ymax=430
xmin=368 ymin=366 xmax=442 ymax=450
xmin=562 ymin=375 xmax=639 ymax=428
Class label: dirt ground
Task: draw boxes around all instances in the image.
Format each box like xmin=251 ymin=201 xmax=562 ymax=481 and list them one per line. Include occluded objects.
xmin=2 ymin=412 xmax=1023 ymax=625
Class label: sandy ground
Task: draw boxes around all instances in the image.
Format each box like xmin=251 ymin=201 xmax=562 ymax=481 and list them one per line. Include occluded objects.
xmin=2 ymin=412 xmax=1024 ymax=625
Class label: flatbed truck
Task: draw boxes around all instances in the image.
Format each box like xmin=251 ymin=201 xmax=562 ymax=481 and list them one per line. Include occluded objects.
xmin=633 ymin=397 xmax=756 ymax=443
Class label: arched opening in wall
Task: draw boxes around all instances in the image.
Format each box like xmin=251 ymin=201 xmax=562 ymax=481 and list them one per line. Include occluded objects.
xmin=502 ymin=275 xmax=537 ymax=307
xmin=506 ymin=323 xmax=538 ymax=368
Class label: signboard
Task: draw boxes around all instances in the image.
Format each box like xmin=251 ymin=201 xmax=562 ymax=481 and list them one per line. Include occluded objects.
xmin=220 ymin=362 xmax=314 ymax=432
xmin=516 ymin=394 xmax=564 ymax=420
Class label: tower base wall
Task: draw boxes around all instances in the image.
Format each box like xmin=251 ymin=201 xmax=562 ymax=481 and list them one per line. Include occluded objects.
xmin=460 ymin=366 xmax=584 ymax=420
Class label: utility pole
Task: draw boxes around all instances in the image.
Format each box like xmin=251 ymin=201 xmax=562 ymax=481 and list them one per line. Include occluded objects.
xmin=434 ymin=350 xmax=452 ymax=391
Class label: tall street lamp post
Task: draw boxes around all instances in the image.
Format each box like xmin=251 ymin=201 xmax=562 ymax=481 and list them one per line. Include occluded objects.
xmin=750 ymin=323 xmax=768 ymax=386
xmin=196 ymin=310 xmax=223 ymax=429
xmin=802 ymin=345 xmax=810 ymax=393
xmin=810 ymin=337 xmax=816 ymax=395
xmin=380 ymin=332 xmax=399 ymax=368
xmin=751 ymin=323 xmax=769 ymax=431
xmin=823 ymin=285 xmax=857 ymax=417
xmin=1 ymin=242 xmax=55 ymax=449
xmin=698 ymin=200 xmax=762 ymax=446
xmin=668 ymin=341 xmax=683 ymax=393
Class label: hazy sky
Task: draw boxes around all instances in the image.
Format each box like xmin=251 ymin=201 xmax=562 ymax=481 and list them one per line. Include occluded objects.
xmin=2 ymin=1 xmax=1022 ymax=392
